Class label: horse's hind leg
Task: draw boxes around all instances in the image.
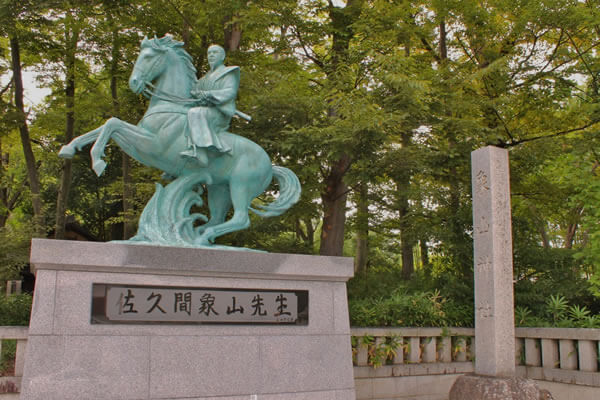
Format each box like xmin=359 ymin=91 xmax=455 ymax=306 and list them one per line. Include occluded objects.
xmin=196 ymin=184 xmax=251 ymax=245
xmin=195 ymin=184 xmax=232 ymax=235
xmin=58 ymin=126 xmax=103 ymax=158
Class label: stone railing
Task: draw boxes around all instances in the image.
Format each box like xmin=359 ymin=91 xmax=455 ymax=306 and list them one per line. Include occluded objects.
xmin=515 ymin=327 xmax=600 ymax=386
xmin=0 ymin=327 xmax=28 ymax=395
xmin=352 ymin=327 xmax=475 ymax=375
xmin=352 ymin=327 xmax=475 ymax=367
xmin=352 ymin=327 xmax=600 ymax=400
xmin=352 ymin=327 xmax=475 ymax=400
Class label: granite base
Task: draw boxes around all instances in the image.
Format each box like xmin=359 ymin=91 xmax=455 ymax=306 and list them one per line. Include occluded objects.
xmin=21 ymin=239 xmax=356 ymax=400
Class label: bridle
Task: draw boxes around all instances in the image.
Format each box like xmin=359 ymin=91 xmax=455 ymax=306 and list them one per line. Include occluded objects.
xmin=143 ymin=82 xmax=198 ymax=105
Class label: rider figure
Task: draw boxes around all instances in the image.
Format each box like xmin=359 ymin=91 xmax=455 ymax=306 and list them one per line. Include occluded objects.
xmin=182 ymin=44 xmax=240 ymax=166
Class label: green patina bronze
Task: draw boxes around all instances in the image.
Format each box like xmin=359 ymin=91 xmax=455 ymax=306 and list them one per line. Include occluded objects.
xmin=59 ymin=35 xmax=301 ymax=249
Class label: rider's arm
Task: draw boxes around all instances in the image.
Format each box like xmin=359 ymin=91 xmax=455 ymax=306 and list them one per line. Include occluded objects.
xmin=202 ymin=71 xmax=240 ymax=106
xmin=191 ymin=86 xmax=210 ymax=106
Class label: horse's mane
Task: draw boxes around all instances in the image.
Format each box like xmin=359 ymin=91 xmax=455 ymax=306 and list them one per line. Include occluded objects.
xmin=141 ymin=35 xmax=197 ymax=85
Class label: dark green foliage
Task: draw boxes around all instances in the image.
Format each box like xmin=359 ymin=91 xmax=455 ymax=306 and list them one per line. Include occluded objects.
xmin=0 ymin=340 xmax=16 ymax=377
xmin=348 ymin=264 xmax=474 ymax=327
xmin=513 ymin=246 xmax=597 ymax=320
xmin=349 ymin=289 xmax=446 ymax=327
xmin=0 ymin=227 xmax=30 ymax=282
xmin=515 ymin=294 xmax=600 ymax=328
xmin=0 ymin=294 xmax=32 ymax=326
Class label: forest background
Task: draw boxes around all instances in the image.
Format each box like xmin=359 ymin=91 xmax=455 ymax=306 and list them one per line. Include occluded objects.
xmin=1 ymin=0 xmax=600 ymax=329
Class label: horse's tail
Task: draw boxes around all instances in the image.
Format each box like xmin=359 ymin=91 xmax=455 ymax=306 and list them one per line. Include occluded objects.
xmin=250 ymin=166 xmax=301 ymax=217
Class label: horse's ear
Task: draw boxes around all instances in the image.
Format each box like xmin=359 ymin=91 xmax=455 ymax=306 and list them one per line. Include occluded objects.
xmin=141 ymin=35 xmax=150 ymax=48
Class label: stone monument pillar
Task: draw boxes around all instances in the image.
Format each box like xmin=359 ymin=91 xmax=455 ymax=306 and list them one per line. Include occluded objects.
xmin=21 ymin=239 xmax=356 ymax=400
xmin=472 ymin=145 xmax=515 ymax=376
xmin=449 ymin=146 xmax=552 ymax=400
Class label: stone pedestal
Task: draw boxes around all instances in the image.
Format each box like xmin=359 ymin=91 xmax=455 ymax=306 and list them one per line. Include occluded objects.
xmin=449 ymin=375 xmax=553 ymax=400
xmin=21 ymin=239 xmax=356 ymax=400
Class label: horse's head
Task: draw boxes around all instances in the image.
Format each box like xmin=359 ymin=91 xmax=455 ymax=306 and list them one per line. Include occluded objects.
xmin=129 ymin=35 xmax=184 ymax=95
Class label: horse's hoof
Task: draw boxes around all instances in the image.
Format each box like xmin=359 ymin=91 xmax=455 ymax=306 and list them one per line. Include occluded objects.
xmin=58 ymin=145 xmax=75 ymax=158
xmin=92 ymin=160 xmax=107 ymax=176
xmin=196 ymin=238 xmax=211 ymax=246
xmin=195 ymin=231 xmax=213 ymax=247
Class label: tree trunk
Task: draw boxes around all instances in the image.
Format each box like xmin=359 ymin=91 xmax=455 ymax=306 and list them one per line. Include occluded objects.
xmin=295 ymin=216 xmax=315 ymax=250
xmin=318 ymin=1 xmax=363 ymax=256
xmin=10 ymin=36 xmax=44 ymax=236
xmin=107 ymin=18 xmax=136 ymax=240
xmin=320 ymin=155 xmax=351 ymax=256
xmin=223 ymin=8 xmax=242 ymax=52
xmin=395 ymin=131 xmax=415 ymax=279
xmin=0 ymin=140 xmax=8 ymax=227
xmin=55 ymin=20 xmax=79 ymax=239
xmin=439 ymin=20 xmax=447 ymax=60
xmin=420 ymin=239 xmax=429 ymax=270
xmin=224 ymin=25 xmax=242 ymax=52
xmin=354 ymin=182 xmax=369 ymax=273
xmin=0 ymin=146 xmax=23 ymax=228
xmin=528 ymin=204 xmax=550 ymax=248
xmin=564 ymin=205 xmax=584 ymax=249
xmin=304 ymin=216 xmax=315 ymax=249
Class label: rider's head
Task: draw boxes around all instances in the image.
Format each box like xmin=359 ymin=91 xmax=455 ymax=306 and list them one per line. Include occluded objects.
xmin=207 ymin=45 xmax=226 ymax=70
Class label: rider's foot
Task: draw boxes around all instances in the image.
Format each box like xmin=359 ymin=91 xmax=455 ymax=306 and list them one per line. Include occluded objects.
xmin=161 ymin=172 xmax=176 ymax=181
xmin=180 ymin=149 xmax=196 ymax=158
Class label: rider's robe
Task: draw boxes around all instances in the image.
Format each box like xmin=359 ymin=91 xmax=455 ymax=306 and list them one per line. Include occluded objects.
xmin=187 ymin=64 xmax=240 ymax=153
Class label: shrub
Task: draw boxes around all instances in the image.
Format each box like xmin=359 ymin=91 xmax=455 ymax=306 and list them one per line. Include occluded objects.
xmin=0 ymin=294 xmax=33 ymax=326
xmin=514 ymin=296 xmax=600 ymax=328
xmin=0 ymin=340 xmax=16 ymax=377
xmin=349 ymin=289 xmax=451 ymax=327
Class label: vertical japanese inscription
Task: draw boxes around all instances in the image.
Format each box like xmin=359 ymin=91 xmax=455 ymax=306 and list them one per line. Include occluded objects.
xmin=476 ymin=170 xmax=490 ymax=195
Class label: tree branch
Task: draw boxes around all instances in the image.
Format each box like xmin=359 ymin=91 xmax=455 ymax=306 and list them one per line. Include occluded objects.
xmin=164 ymin=0 xmax=203 ymax=44
xmin=503 ymin=120 xmax=600 ymax=147
xmin=292 ymin=27 xmax=324 ymax=69
xmin=0 ymin=80 xmax=12 ymax=97
xmin=511 ymin=35 xmax=600 ymax=90
xmin=7 ymin=183 xmax=24 ymax=210
xmin=509 ymin=30 xmax=542 ymax=81
xmin=565 ymin=30 xmax=597 ymax=88
xmin=456 ymin=35 xmax=478 ymax=67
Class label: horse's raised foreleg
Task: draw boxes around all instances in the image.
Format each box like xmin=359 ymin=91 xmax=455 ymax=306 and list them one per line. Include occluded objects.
xmin=196 ymin=184 xmax=251 ymax=245
xmin=90 ymin=117 xmax=155 ymax=176
xmin=58 ymin=126 xmax=103 ymax=158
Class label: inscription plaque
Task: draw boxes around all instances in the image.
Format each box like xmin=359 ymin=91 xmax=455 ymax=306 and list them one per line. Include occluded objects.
xmin=92 ymin=284 xmax=308 ymax=325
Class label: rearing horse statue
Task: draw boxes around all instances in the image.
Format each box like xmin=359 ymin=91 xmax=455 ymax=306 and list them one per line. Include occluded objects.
xmin=59 ymin=35 xmax=300 ymax=249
